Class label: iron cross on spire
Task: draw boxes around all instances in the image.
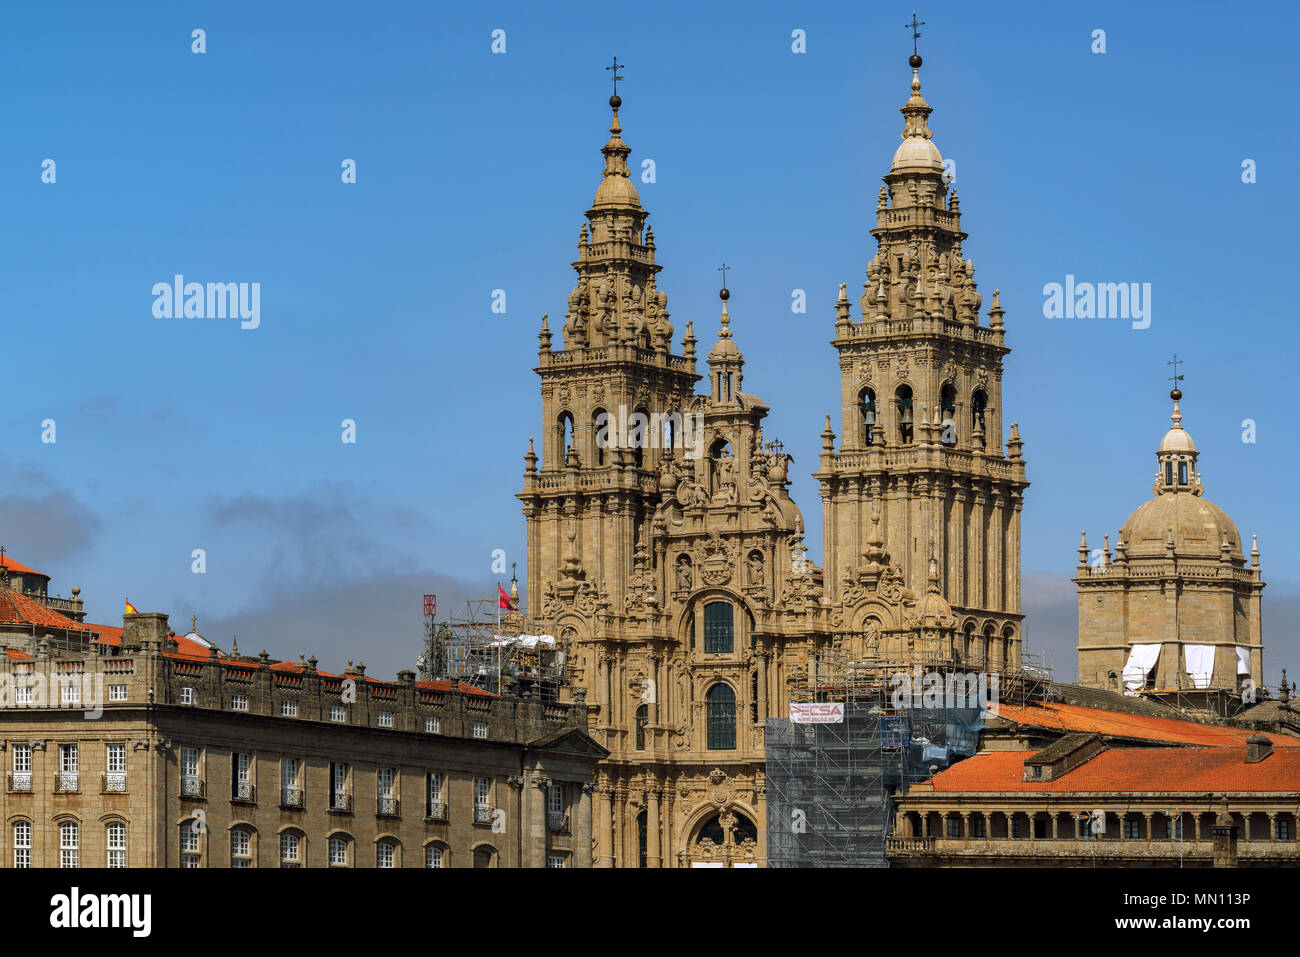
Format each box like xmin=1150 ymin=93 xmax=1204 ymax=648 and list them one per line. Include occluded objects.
xmin=717 ymin=262 xmax=730 ymax=288
xmin=1168 ymin=353 xmax=1184 ymax=389
xmin=606 ymin=56 xmax=625 ymax=96
xmin=906 ymin=11 xmax=925 ymax=55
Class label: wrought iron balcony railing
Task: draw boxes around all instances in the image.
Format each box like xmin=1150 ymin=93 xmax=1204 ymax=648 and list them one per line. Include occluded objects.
xmin=55 ymin=772 xmax=78 ymax=792
xmin=102 ymin=773 xmax=127 ymax=793
xmin=8 ymin=772 xmax=32 ymax=792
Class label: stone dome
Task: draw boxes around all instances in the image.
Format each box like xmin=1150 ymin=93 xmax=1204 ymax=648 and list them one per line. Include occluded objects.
xmin=1158 ymin=421 xmax=1197 ymax=453
xmin=593 ymin=173 xmax=640 ymax=208
xmin=1120 ymin=492 xmax=1243 ymax=560
xmin=891 ymin=135 xmax=944 ymax=172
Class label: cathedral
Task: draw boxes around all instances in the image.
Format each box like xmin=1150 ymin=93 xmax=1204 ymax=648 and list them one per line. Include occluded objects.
xmin=517 ymin=48 xmax=1028 ymax=867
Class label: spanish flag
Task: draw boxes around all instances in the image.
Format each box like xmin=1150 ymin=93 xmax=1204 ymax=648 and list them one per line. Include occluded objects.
xmin=125 ymin=599 xmax=138 ymax=615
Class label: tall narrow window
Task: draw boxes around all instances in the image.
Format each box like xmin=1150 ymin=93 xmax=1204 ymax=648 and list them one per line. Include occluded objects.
xmin=559 ymin=412 xmax=575 ymax=465
xmin=329 ymin=836 xmax=349 ymax=867
xmin=474 ymin=777 xmax=491 ymax=823
xmin=971 ymin=389 xmax=987 ymax=434
xmin=12 ymin=743 xmax=31 ymax=792
xmin=547 ymin=784 xmax=567 ymax=832
xmin=940 ymin=383 xmax=957 ymax=446
xmin=13 ymin=822 xmax=31 ymax=868
xmin=859 ymin=388 xmax=877 ymax=446
xmin=593 ymin=409 xmax=609 ymax=466
xmin=105 ymin=743 xmax=126 ymax=792
xmin=1165 ymin=461 xmax=1174 ymax=485
xmin=635 ymin=704 xmax=648 ymax=750
xmin=280 ymin=832 xmax=301 ymax=868
xmin=231 ymin=828 xmax=252 ymax=867
xmin=59 ymin=743 xmax=78 ymax=792
xmin=59 ymin=821 xmax=79 ymax=869
xmin=233 ymin=753 xmax=253 ymax=801
xmin=377 ymin=768 xmax=396 ymax=815
xmin=1178 ymin=460 xmax=1188 ymax=485
xmin=281 ymin=758 xmax=300 ymax=806
xmin=706 ymin=683 xmax=737 ymax=750
xmin=181 ymin=746 xmax=201 ymax=797
xmin=427 ymin=772 xmax=444 ymax=820
xmin=331 ymin=762 xmax=349 ymax=810
xmin=426 ymin=844 xmax=445 ymax=869
xmin=704 ymin=601 xmax=734 ymax=654
xmin=106 ymin=822 xmax=126 ymax=868
xmin=896 ymin=384 xmax=914 ymax=444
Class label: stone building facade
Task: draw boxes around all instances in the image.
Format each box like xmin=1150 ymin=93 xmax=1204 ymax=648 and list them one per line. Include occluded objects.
xmin=518 ymin=53 xmax=1024 ymax=867
xmin=0 ymin=608 xmax=606 ymax=868
xmin=1075 ymin=390 xmax=1265 ymax=693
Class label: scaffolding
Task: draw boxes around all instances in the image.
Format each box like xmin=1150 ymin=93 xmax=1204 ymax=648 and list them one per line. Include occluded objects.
xmin=765 ymin=646 xmax=1052 ymax=867
xmin=416 ymin=598 xmax=567 ymax=698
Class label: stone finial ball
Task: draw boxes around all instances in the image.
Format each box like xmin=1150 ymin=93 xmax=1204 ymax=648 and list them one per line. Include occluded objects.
xmin=909 ymin=54 xmax=923 ymax=69
xmin=719 ymin=288 xmax=730 ymax=301
xmin=610 ymin=94 xmax=622 ymax=109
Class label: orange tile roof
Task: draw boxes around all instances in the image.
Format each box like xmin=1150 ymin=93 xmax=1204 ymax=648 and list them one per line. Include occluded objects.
xmin=990 ymin=701 xmax=1300 ymax=749
xmin=0 ymin=588 xmax=89 ymax=632
xmin=931 ymin=746 xmax=1300 ymax=793
xmin=0 ymin=556 xmax=44 ymax=577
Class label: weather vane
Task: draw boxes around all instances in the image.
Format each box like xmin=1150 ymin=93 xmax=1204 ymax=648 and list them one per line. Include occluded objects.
xmin=717 ymin=262 xmax=730 ymax=289
xmin=906 ymin=11 xmax=925 ymax=56
xmin=606 ymin=56 xmax=624 ymax=97
xmin=1168 ymin=353 xmax=1184 ymax=392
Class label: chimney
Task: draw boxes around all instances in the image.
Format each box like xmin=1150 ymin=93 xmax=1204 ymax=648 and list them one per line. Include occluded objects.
xmin=1245 ymin=735 xmax=1273 ymax=763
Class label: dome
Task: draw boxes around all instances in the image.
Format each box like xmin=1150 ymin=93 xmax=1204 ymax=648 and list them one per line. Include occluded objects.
xmin=891 ymin=135 xmax=943 ymax=172
xmin=1159 ymin=422 xmax=1197 ymax=453
xmin=1120 ymin=493 xmax=1242 ymax=560
xmin=593 ymin=173 xmax=640 ymax=208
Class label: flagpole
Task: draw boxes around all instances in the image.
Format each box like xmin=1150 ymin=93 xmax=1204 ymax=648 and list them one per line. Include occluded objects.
xmin=496 ymin=585 xmax=501 ymax=697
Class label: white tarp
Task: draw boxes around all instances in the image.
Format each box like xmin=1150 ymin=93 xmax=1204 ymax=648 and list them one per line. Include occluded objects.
xmin=1236 ymin=646 xmax=1251 ymax=675
xmin=1122 ymin=643 xmax=1162 ymax=691
xmin=1183 ymin=644 xmax=1216 ymax=689
xmin=490 ymin=634 xmax=557 ymax=649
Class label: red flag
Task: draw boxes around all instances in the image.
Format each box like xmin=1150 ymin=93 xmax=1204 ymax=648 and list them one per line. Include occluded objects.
xmin=498 ymin=584 xmax=514 ymax=610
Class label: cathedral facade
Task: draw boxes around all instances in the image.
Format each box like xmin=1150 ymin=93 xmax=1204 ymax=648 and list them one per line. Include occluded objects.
xmin=517 ymin=56 xmax=1025 ymax=867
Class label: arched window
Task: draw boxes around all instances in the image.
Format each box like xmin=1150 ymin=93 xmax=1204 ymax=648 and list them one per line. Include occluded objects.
xmin=704 ymin=601 xmax=734 ymax=654
xmin=859 ymin=387 xmax=877 ymax=446
xmin=632 ymin=407 xmax=649 ymax=468
xmin=473 ymin=845 xmax=496 ymax=868
xmin=280 ymin=830 xmax=303 ymax=868
xmin=376 ymin=839 xmax=398 ymax=868
xmin=60 ymin=821 xmax=79 ymax=868
xmin=179 ymin=819 xmax=200 ymax=867
xmin=895 ymin=385 xmax=914 ymax=444
xmin=106 ymin=821 xmax=126 ymax=868
xmin=12 ymin=821 xmax=30 ymax=869
xmin=558 ymin=412 xmax=575 ymax=465
xmin=706 ymin=683 xmax=737 ymax=750
xmin=971 ymin=389 xmax=987 ymax=434
xmin=635 ymin=704 xmax=648 ymax=750
xmin=425 ymin=843 xmax=447 ymax=868
xmin=329 ymin=835 xmax=350 ymax=867
xmin=230 ymin=826 xmax=254 ymax=868
xmin=592 ymin=409 xmax=609 ymax=466
xmin=940 ymin=383 xmax=957 ymax=446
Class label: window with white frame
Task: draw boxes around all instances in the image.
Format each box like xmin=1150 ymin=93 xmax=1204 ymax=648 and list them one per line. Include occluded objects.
xmin=179 ymin=686 xmax=194 ymax=705
xmin=376 ymin=840 xmax=396 ymax=868
xmin=230 ymin=828 xmax=252 ymax=867
xmin=424 ymin=716 xmax=439 ymax=734
xmin=58 ymin=744 xmax=78 ymax=791
xmin=59 ymin=821 xmax=79 ymax=868
xmin=13 ymin=821 xmax=30 ymax=868
xmin=180 ymin=820 xmax=201 ymax=862
xmin=233 ymin=753 xmax=253 ymax=801
xmin=62 ymin=681 xmax=81 ymax=706
xmin=547 ymin=783 xmax=568 ymax=831
xmin=281 ymin=757 xmax=300 ymax=806
xmin=16 ymin=682 xmax=33 ymax=705
xmin=329 ymin=835 xmax=348 ymax=866
xmin=330 ymin=762 xmax=349 ymax=810
xmin=547 ymin=853 xmax=567 ymax=869
xmin=280 ymin=831 xmax=301 ymax=867
xmin=180 ymin=746 xmax=202 ymax=796
xmin=377 ymin=768 xmax=396 ymax=815
xmin=425 ymin=844 xmax=445 ymax=868
xmin=472 ymin=722 xmax=488 ymax=739
xmin=105 ymin=743 xmax=126 ymax=792
xmin=11 ymin=743 xmax=31 ymax=791
xmin=108 ymin=684 xmax=128 ymax=702
xmin=330 ymin=705 xmax=346 ymax=723
xmin=280 ymin=699 xmax=299 ymax=718
xmin=231 ymin=693 xmax=248 ymax=712
xmin=377 ymin=711 xmax=393 ymax=728
xmin=474 ymin=777 xmax=491 ymax=823
xmin=427 ymin=772 xmax=444 ymax=820
xmin=106 ymin=822 xmax=126 ymax=868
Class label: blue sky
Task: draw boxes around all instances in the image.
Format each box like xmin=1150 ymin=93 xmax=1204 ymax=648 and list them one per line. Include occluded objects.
xmin=1 ymin=0 xmax=1295 ymax=682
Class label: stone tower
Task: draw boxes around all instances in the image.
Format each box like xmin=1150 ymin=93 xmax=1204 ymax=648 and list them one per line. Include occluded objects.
xmin=519 ymin=92 xmax=822 ymax=867
xmin=813 ymin=53 xmax=1029 ymax=671
xmin=1075 ymin=387 xmax=1265 ymax=694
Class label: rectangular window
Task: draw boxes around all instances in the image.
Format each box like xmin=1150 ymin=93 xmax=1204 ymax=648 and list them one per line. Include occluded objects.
xmin=546 ymin=854 xmax=566 ymax=869
xmin=180 ymin=855 xmax=200 ymax=869
xmin=105 ymin=743 xmax=126 ymax=792
xmin=280 ymin=699 xmax=298 ymax=717
xmin=16 ymin=684 xmax=33 ymax=705
xmin=704 ymin=601 xmax=734 ymax=654
xmin=1010 ymin=818 xmax=1023 ymax=838
xmin=331 ymin=762 xmax=349 ymax=810
xmin=971 ymin=816 xmax=987 ymax=838
xmin=329 ymin=705 xmax=345 ymax=722
xmin=377 ymin=711 xmax=394 ymax=728
xmin=231 ymin=693 xmax=248 ymax=712
xmin=474 ymin=777 xmax=491 ymax=823
xmin=281 ymin=758 xmax=300 ymax=806
xmin=472 ymin=722 xmax=488 ymax=739
xmin=106 ymin=822 xmax=126 ymax=868
xmin=60 ymin=821 xmax=78 ymax=868
xmin=1278 ymin=819 xmax=1292 ymax=841
xmin=946 ymin=817 xmax=961 ymax=838
xmin=427 ymin=772 xmax=444 ymax=820
xmin=1124 ymin=818 xmax=1142 ymax=840
xmin=181 ymin=746 xmax=202 ymax=797
xmin=547 ymin=784 xmax=568 ymax=831
xmin=61 ymin=682 xmax=81 ymax=706
xmin=179 ymin=686 xmax=194 ymax=705
xmin=378 ymin=768 xmax=397 ymax=815
xmin=424 ymin=716 xmax=439 ymax=734
xmin=108 ymin=684 xmax=128 ymax=702
xmin=58 ymin=744 xmax=78 ymax=791
xmin=13 ymin=744 xmax=31 ymax=773
xmin=233 ymin=753 xmax=253 ymax=801
xmin=13 ymin=822 xmax=30 ymax=868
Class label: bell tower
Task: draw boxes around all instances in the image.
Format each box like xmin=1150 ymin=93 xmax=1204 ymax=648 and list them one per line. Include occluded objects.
xmin=813 ymin=47 xmax=1029 ymax=669
xmin=519 ymin=87 xmax=700 ymax=619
